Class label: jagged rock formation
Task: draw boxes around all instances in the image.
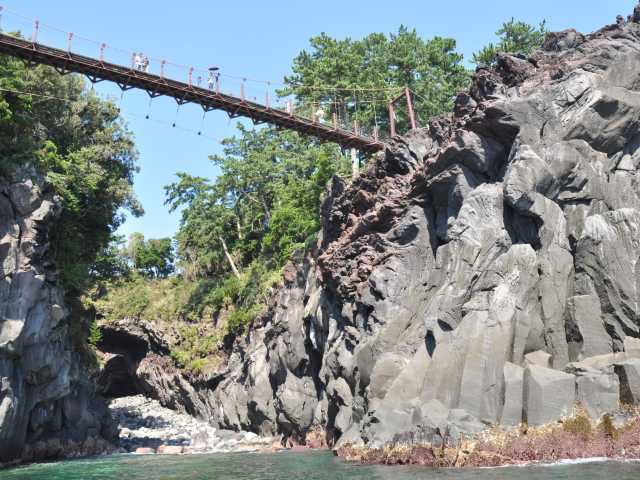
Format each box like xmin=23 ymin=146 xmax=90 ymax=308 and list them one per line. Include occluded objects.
xmin=0 ymin=169 xmax=116 ymax=465
xmin=203 ymin=12 xmax=640 ymax=447
xmin=96 ymin=318 xmax=214 ymax=418
xmin=9 ymin=6 xmax=640 ymax=465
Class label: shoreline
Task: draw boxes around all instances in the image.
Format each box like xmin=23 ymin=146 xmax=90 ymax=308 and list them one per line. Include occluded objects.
xmin=335 ymin=408 xmax=640 ymax=469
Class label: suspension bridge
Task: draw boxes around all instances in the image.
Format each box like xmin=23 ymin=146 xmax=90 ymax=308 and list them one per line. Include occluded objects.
xmin=0 ymin=8 xmax=420 ymax=154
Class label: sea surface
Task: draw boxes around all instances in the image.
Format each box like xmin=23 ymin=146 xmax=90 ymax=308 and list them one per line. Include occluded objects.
xmin=1 ymin=451 xmax=640 ymax=480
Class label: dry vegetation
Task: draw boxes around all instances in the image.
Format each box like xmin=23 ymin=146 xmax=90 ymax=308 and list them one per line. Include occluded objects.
xmin=336 ymin=406 xmax=640 ymax=468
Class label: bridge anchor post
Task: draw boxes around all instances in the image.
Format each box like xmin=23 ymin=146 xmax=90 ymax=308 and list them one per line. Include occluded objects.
xmin=405 ymin=87 xmax=417 ymax=130
xmin=388 ymin=102 xmax=396 ymax=137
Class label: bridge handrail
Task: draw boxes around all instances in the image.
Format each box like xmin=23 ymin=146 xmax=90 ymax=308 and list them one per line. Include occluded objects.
xmin=0 ymin=30 xmax=385 ymax=153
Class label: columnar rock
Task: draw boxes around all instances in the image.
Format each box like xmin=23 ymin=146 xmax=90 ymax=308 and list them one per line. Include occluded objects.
xmin=0 ymin=169 xmax=116 ymax=464
xmin=524 ymin=366 xmax=575 ymax=426
xmin=575 ymin=369 xmax=620 ymax=419
xmin=500 ymin=362 xmax=524 ymax=426
xmin=616 ymin=359 xmax=640 ymax=404
xmin=204 ymin=11 xmax=640 ymax=447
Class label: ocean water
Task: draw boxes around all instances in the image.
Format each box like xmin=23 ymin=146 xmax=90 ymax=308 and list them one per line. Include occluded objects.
xmin=1 ymin=451 xmax=640 ymax=480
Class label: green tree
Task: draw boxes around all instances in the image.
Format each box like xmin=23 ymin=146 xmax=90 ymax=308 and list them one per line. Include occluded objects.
xmin=165 ymin=126 xmax=349 ymax=279
xmin=127 ymin=233 xmax=175 ymax=278
xmin=280 ymin=27 xmax=470 ymax=134
xmin=0 ymin=54 xmax=142 ymax=292
xmin=91 ymin=234 xmax=130 ymax=281
xmin=472 ymin=19 xmax=548 ymax=68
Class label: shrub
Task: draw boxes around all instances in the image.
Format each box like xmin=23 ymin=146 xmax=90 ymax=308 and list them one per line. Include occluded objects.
xmin=227 ymin=304 xmax=263 ymax=336
xmin=598 ymin=414 xmax=619 ymax=440
xmin=563 ymin=407 xmax=592 ymax=441
xmin=88 ymin=320 xmax=103 ymax=347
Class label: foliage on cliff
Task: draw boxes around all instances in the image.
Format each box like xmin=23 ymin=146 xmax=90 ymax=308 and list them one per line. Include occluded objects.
xmin=165 ymin=126 xmax=347 ymax=279
xmin=280 ymin=27 xmax=470 ymax=133
xmin=94 ymin=18 xmax=547 ymax=365
xmin=0 ymin=54 xmax=141 ymax=292
xmin=472 ymin=18 xmax=548 ymax=67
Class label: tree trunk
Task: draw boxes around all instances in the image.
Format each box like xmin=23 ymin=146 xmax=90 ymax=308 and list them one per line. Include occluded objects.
xmin=260 ymin=195 xmax=271 ymax=229
xmin=219 ymin=235 xmax=241 ymax=278
xmin=235 ymin=217 xmax=243 ymax=240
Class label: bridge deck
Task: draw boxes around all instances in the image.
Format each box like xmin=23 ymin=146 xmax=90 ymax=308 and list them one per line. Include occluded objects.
xmin=0 ymin=33 xmax=384 ymax=154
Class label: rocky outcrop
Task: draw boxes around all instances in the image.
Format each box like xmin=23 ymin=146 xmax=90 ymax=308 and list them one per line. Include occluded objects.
xmin=0 ymin=168 xmax=117 ymax=466
xmin=96 ymin=318 xmax=215 ymax=419
xmin=204 ymin=9 xmax=640 ymax=449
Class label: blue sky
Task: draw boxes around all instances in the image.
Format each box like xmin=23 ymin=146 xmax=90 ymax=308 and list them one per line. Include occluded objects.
xmin=3 ymin=0 xmax=636 ymax=239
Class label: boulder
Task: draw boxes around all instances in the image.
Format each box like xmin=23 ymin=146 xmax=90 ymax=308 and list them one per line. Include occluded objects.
xmin=569 ymin=353 xmax=627 ymax=372
xmin=157 ymin=445 xmax=183 ymax=455
xmin=524 ymin=366 xmax=575 ymax=426
xmin=524 ymin=351 xmax=552 ymax=369
xmin=575 ymin=369 xmax=619 ymax=419
xmin=134 ymin=447 xmax=155 ymax=454
xmin=501 ymin=362 xmax=524 ymax=425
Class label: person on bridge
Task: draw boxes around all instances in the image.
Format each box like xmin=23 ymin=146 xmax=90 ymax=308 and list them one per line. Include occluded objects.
xmin=208 ymin=67 xmax=219 ymax=90
xmin=141 ymin=54 xmax=149 ymax=72
xmin=133 ymin=52 xmax=142 ymax=70
xmin=315 ymin=106 xmax=325 ymax=123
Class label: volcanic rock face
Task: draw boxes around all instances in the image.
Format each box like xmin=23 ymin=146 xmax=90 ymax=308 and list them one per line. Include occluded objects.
xmin=209 ymin=14 xmax=640 ymax=447
xmin=0 ymin=169 xmax=116 ymax=465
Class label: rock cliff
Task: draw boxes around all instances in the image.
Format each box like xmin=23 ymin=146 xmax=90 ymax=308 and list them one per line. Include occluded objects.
xmin=202 ymin=12 xmax=640 ymax=447
xmin=8 ymin=6 xmax=640 ymax=466
xmin=0 ymin=169 xmax=116 ymax=466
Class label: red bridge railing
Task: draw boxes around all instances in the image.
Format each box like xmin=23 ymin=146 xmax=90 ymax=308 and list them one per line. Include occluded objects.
xmin=0 ymin=18 xmax=385 ymax=153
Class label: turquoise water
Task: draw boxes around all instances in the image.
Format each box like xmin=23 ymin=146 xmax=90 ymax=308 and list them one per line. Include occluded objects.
xmin=1 ymin=451 xmax=640 ymax=480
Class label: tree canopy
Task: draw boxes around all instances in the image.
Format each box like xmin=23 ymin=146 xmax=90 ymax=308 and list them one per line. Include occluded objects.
xmin=127 ymin=233 xmax=175 ymax=279
xmin=0 ymin=53 xmax=142 ymax=292
xmin=165 ymin=126 xmax=349 ymax=280
xmin=280 ymin=27 xmax=470 ymax=135
xmin=472 ymin=19 xmax=548 ymax=68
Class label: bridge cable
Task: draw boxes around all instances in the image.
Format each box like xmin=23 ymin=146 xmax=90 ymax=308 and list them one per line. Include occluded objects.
xmin=145 ymin=96 xmax=154 ymax=120
xmin=0 ymin=86 xmax=223 ymax=142
xmin=172 ymin=104 xmax=181 ymax=128
xmin=197 ymin=110 xmax=206 ymax=136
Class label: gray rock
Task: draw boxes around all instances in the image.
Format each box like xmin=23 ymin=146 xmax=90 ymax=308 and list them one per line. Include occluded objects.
xmin=575 ymin=369 xmax=619 ymax=419
xmin=501 ymin=362 xmax=524 ymax=426
xmin=568 ymin=295 xmax=611 ymax=359
xmin=624 ymin=337 xmax=640 ymax=358
xmin=615 ymin=359 xmax=640 ymax=404
xmin=524 ymin=351 xmax=552 ymax=369
xmin=524 ymin=365 xmax=575 ymax=426
xmin=168 ymin=12 xmax=640 ymax=449
xmin=46 ymin=7 xmax=640 ymax=456
xmin=569 ymin=353 xmax=628 ymax=372
xmin=0 ymin=171 xmax=115 ymax=464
